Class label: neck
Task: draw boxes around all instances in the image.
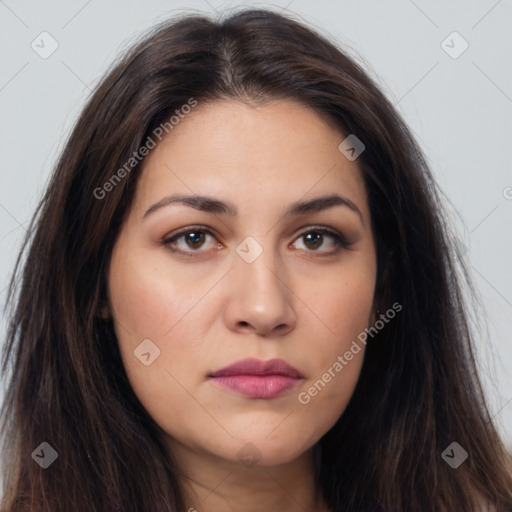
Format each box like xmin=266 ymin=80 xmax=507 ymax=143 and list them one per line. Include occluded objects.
xmin=168 ymin=440 xmax=329 ymax=512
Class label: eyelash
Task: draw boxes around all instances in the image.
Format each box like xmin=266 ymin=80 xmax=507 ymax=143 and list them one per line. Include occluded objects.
xmin=161 ymin=225 xmax=354 ymax=257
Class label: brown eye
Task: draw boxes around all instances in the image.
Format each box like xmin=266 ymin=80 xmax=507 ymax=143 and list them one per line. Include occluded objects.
xmin=184 ymin=231 xmax=206 ymax=249
xmin=291 ymin=227 xmax=352 ymax=254
xmin=303 ymin=231 xmax=323 ymax=250
xmin=162 ymin=226 xmax=218 ymax=255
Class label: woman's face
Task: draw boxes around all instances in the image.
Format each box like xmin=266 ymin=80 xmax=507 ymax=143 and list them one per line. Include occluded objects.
xmin=107 ymin=99 xmax=377 ymax=468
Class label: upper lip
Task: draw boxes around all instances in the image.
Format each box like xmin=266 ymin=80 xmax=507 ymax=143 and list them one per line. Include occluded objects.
xmin=209 ymin=358 xmax=303 ymax=378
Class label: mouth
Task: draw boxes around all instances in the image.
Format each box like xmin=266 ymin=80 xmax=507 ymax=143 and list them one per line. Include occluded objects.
xmin=208 ymin=358 xmax=303 ymax=399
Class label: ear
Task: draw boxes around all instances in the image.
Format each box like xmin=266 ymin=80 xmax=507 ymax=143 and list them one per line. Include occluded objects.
xmin=97 ymin=280 xmax=111 ymax=319
xmin=98 ymin=302 xmax=111 ymax=319
xmin=369 ymin=294 xmax=379 ymax=326
xmin=97 ymin=294 xmax=112 ymax=320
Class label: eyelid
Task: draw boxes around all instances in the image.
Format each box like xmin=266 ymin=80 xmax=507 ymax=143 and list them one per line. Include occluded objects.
xmin=161 ymin=225 xmax=218 ymax=257
xmin=161 ymin=224 xmax=355 ymax=256
xmin=289 ymin=225 xmax=354 ymax=253
xmin=162 ymin=224 xmax=216 ymax=242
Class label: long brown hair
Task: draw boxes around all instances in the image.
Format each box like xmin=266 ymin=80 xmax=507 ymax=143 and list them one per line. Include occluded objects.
xmin=2 ymin=8 xmax=511 ymax=512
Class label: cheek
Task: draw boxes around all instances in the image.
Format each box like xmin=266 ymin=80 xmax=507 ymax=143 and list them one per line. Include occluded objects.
xmin=309 ymin=264 xmax=375 ymax=361
xmin=108 ymin=254 xmax=181 ymax=337
xmin=291 ymin=266 xmax=375 ymax=438
xmin=106 ymin=248 xmax=211 ymax=411
xmin=107 ymin=242 xmax=220 ymax=346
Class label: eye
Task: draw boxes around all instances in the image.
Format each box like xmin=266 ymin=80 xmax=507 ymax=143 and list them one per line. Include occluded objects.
xmin=290 ymin=227 xmax=352 ymax=254
xmin=162 ymin=225 xmax=353 ymax=257
xmin=162 ymin=226 xmax=219 ymax=256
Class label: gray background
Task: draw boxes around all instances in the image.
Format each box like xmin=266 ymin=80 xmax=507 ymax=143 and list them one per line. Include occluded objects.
xmin=1 ymin=0 xmax=511 ymax=448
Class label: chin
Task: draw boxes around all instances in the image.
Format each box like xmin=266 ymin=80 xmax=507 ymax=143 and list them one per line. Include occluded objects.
xmin=219 ymin=430 xmax=320 ymax=468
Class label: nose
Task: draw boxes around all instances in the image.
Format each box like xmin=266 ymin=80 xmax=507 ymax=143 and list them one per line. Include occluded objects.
xmin=223 ymin=245 xmax=297 ymax=337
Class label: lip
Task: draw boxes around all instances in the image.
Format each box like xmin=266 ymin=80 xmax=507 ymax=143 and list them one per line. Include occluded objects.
xmin=208 ymin=358 xmax=303 ymax=399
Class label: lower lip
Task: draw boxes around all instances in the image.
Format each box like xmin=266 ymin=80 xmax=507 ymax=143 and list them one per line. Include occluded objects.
xmin=209 ymin=375 xmax=300 ymax=399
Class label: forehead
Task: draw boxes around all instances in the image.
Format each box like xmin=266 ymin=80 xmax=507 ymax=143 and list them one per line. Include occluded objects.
xmin=133 ymin=99 xmax=370 ymax=220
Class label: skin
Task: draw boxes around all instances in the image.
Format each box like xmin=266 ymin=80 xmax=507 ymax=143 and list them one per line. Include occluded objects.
xmin=106 ymin=99 xmax=377 ymax=512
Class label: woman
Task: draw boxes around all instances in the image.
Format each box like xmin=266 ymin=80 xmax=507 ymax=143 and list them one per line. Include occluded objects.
xmin=1 ymin=8 xmax=511 ymax=512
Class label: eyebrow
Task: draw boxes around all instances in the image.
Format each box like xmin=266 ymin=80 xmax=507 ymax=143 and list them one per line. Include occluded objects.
xmin=143 ymin=193 xmax=364 ymax=223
